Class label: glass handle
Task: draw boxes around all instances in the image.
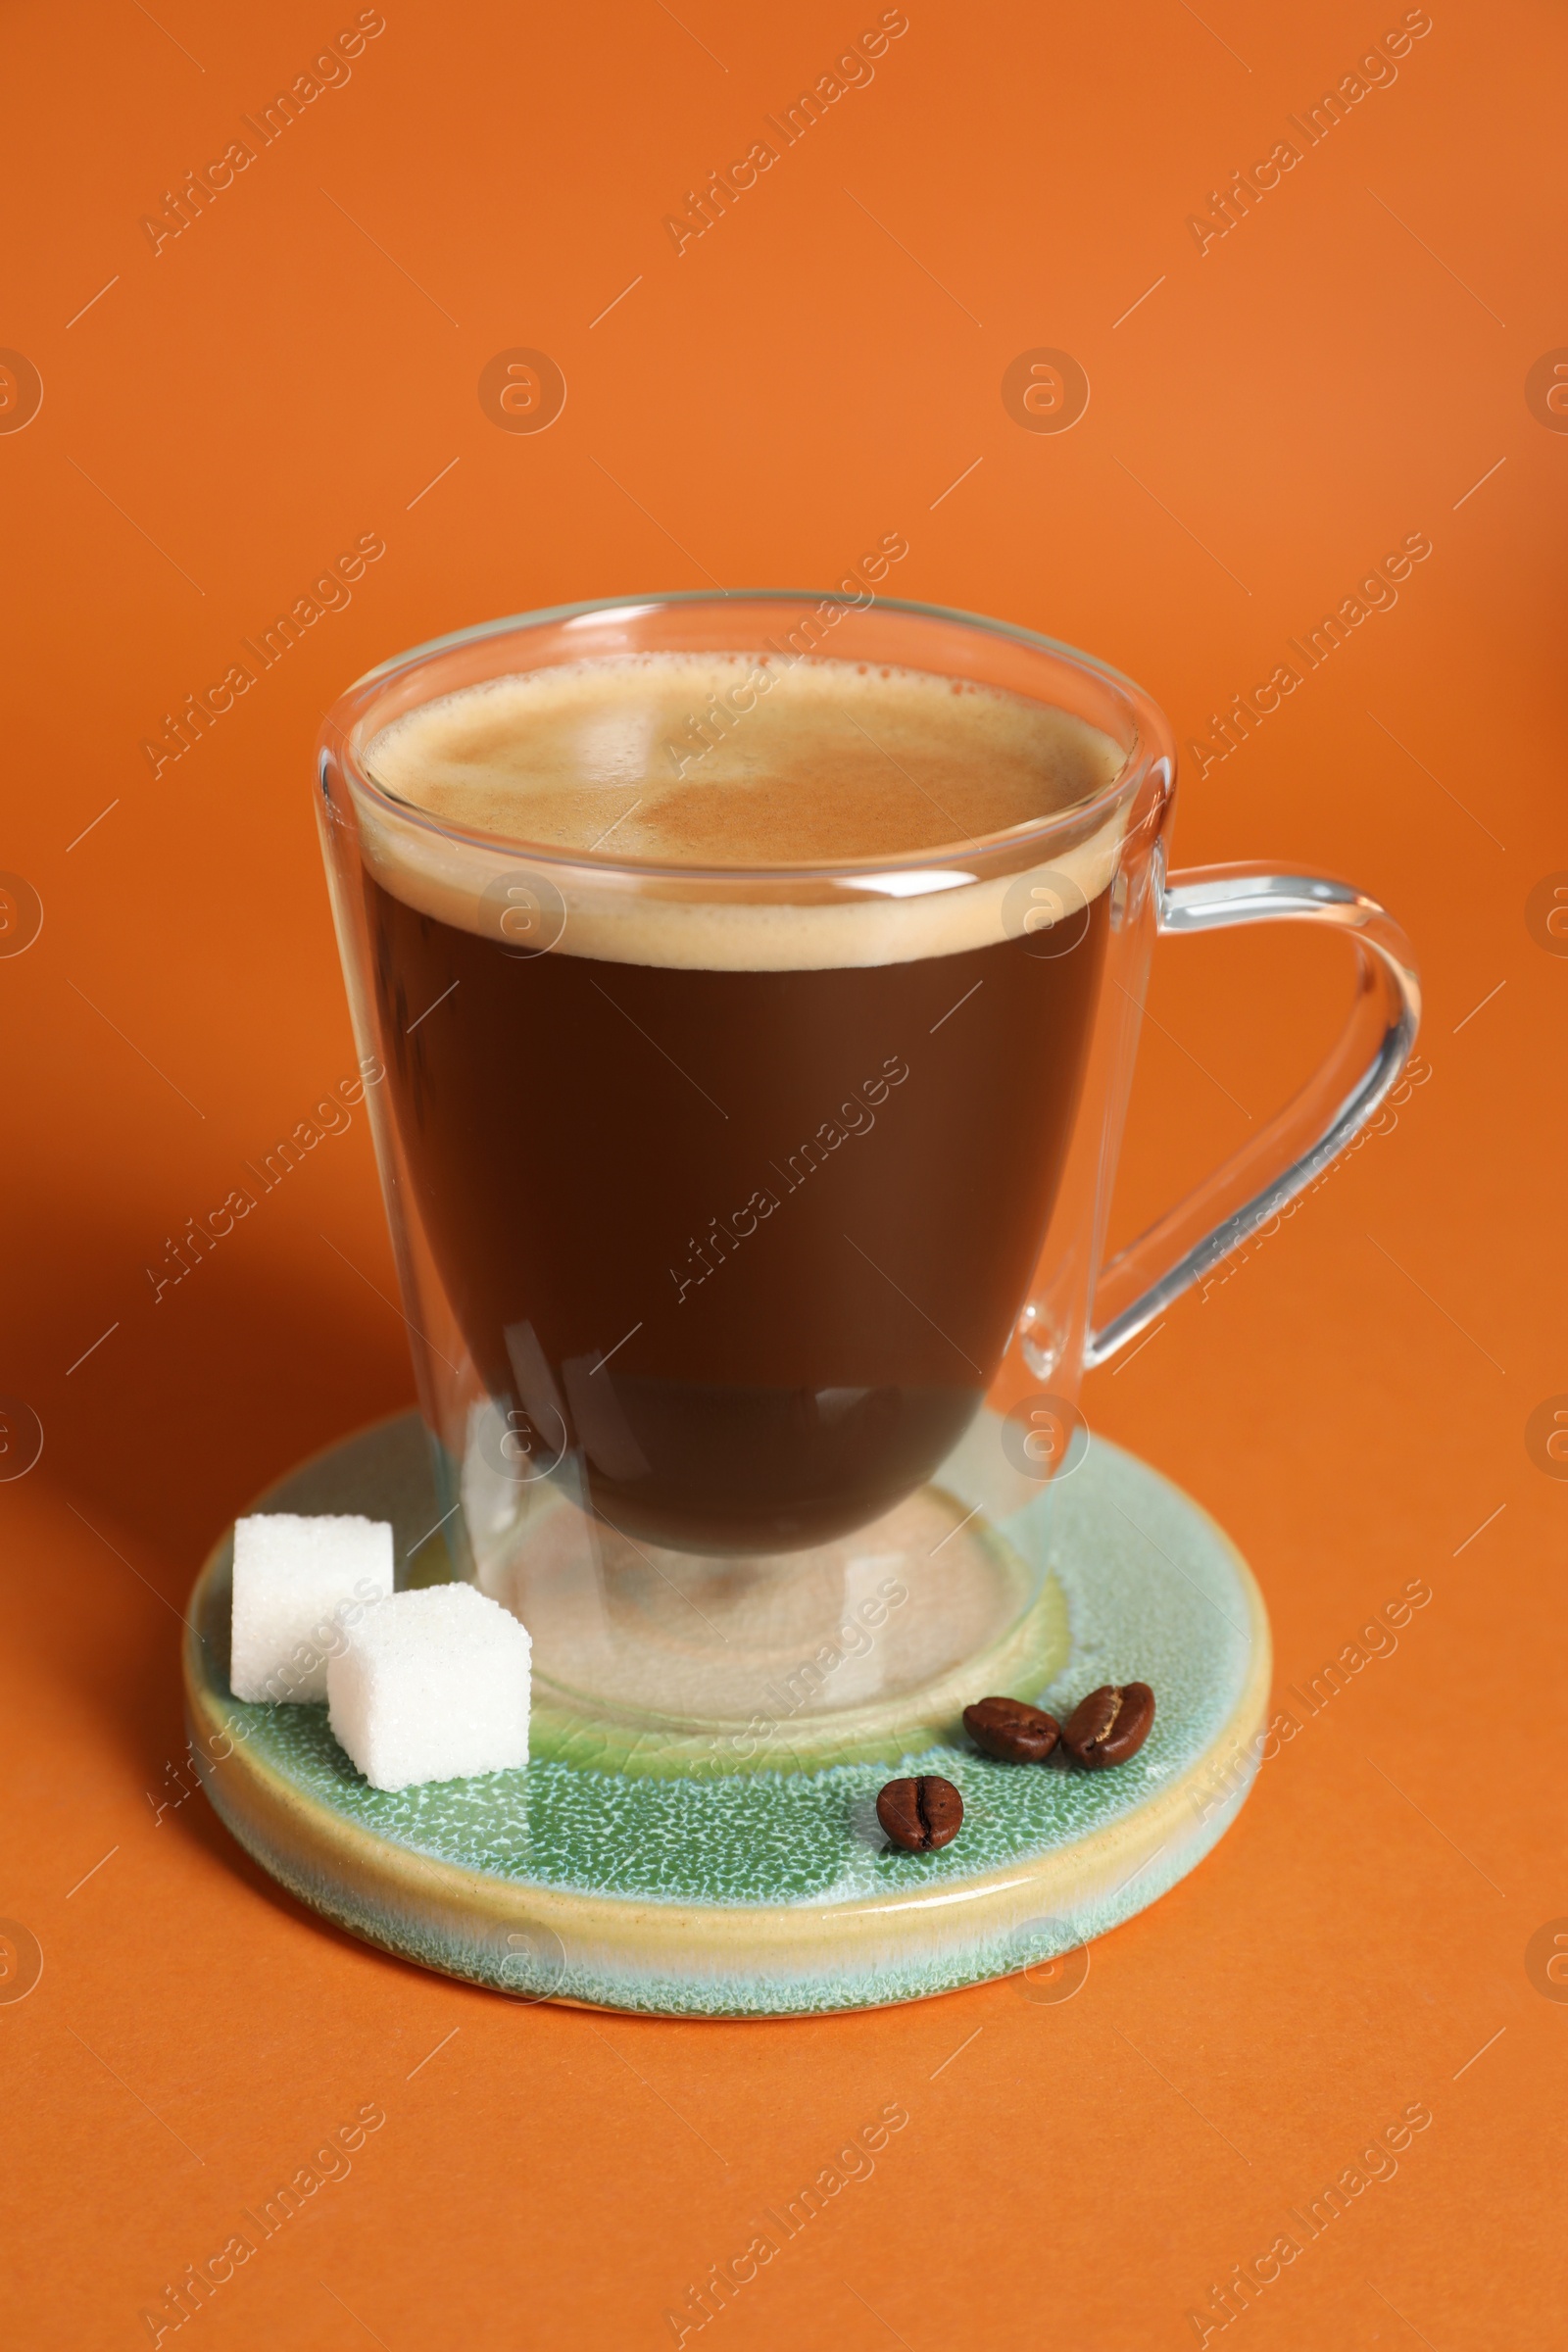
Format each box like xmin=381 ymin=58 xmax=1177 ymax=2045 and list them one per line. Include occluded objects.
xmin=1085 ymin=863 xmax=1421 ymax=1369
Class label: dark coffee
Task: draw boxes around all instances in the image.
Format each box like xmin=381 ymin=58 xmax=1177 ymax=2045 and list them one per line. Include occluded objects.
xmin=362 ymin=653 xmax=1121 ymax=1554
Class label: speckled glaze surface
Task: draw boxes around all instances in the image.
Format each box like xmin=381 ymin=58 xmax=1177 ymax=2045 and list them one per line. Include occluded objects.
xmin=185 ymin=1413 xmax=1271 ymax=2016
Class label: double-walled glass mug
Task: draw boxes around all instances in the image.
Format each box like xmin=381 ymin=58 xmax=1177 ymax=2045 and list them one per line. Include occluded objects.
xmin=316 ymin=593 xmax=1419 ymax=1774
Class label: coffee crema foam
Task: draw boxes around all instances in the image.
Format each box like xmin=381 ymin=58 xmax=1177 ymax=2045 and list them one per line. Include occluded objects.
xmin=358 ymin=654 xmax=1131 ymax=971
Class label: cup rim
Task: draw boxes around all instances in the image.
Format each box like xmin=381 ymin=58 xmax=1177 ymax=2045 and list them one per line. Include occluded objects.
xmin=318 ymin=588 xmax=1176 ymax=887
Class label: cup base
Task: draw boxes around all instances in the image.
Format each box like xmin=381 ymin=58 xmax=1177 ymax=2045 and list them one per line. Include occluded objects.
xmin=184 ymin=1410 xmax=1270 ymax=2017
xmin=467 ymin=1439 xmax=1069 ymax=1774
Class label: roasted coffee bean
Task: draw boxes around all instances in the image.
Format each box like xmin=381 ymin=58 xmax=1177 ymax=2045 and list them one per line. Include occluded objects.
xmin=876 ymin=1775 xmax=964 ymax=1851
xmin=963 ymin=1694 xmax=1061 ymax=1764
xmin=1061 ymin=1682 xmax=1155 ymax=1769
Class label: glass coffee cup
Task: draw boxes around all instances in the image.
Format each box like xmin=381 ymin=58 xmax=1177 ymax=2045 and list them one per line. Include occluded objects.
xmin=317 ymin=592 xmax=1418 ymax=1772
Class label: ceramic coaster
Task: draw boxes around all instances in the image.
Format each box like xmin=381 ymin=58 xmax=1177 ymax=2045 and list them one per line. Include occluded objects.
xmin=184 ymin=1412 xmax=1270 ymax=2018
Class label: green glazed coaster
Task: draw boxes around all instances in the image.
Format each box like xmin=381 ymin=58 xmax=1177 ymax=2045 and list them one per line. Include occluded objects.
xmin=185 ymin=1412 xmax=1270 ymax=2018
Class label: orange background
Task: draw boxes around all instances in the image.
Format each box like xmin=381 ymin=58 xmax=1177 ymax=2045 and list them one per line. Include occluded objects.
xmin=3 ymin=1 xmax=1565 ymax=2344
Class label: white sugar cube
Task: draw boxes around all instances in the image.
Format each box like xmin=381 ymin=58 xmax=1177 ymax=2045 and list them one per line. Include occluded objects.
xmin=230 ymin=1513 xmax=394 ymax=1704
xmin=326 ymin=1584 xmax=531 ymax=1791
